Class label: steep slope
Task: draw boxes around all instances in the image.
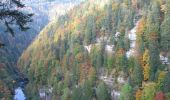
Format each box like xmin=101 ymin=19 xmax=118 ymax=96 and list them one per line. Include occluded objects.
xmin=0 ymin=0 xmax=81 ymax=99
xmin=18 ymin=0 xmax=170 ymax=100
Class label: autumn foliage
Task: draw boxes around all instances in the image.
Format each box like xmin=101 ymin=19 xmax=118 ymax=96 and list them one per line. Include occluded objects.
xmin=142 ymin=49 xmax=150 ymax=81
xmin=154 ymin=92 xmax=165 ymax=100
xmin=135 ymin=88 xmax=142 ymax=100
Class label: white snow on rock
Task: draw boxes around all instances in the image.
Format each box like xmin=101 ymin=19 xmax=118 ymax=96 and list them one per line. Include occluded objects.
xmin=14 ymin=87 xmax=26 ymax=100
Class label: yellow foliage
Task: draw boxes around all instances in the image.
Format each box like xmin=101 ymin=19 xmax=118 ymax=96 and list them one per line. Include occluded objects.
xmin=112 ymin=2 xmax=118 ymax=11
xmin=142 ymin=49 xmax=150 ymax=81
xmin=157 ymin=71 xmax=166 ymax=88
xmin=117 ymin=48 xmax=125 ymax=56
xmin=136 ymin=88 xmax=142 ymax=100
xmin=136 ymin=18 xmax=146 ymax=35
xmin=143 ymin=65 xmax=150 ymax=81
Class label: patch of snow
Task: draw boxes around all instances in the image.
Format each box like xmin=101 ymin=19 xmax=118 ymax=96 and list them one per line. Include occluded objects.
xmin=14 ymin=87 xmax=26 ymax=100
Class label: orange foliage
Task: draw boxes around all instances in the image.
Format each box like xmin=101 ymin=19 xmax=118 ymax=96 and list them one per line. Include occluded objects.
xmin=117 ymin=48 xmax=125 ymax=56
xmin=79 ymin=62 xmax=92 ymax=83
xmin=135 ymin=88 xmax=142 ymax=100
xmin=136 ymin=18 xmax=146 ymax=35
xmin=149 ymin=32 xmax=159 ymax=40
xmin=75 ymin=52 xmax=84 ymax=63
xmin=62 ymin=55 xmax=68 ymax=71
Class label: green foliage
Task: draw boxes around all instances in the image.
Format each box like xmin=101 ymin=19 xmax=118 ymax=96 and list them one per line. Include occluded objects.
xmin=131 ymin=59 xmax=143 ymax=86
xmin=81 ymin=80 xmax=94 ymax=100
xmin=16 ymin=0 xmax=170 ymax=99
xmin=141 ymin=82 xmax=156 ymax=100
xmin=160 ymin=0 xmax=170 ymax=52
xmin=120 ymin=83 xmax=133 ymax=100
xmin=96 ymin=82 xmax=111 ymax=100
xmin=90 ymin=45 xmax=104 ymax=68
xmin=61 ymin=88 xmax=71 ymax=100
xmin=163 ymin=72 xmax=170 ymax=93
xmin=71 ymin=87 xmax=82 ymax=100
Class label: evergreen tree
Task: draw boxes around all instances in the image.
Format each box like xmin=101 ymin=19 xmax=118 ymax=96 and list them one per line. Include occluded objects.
xmin=160 ymin=0 xmax=170 ymax=52
xmin=131 ymin=59 xmax=143 ymax=86
xmin=61 ymin=88 xmax=71 ymax=100
xmin=96 ymin=82 xmax=111 ymax=100
xmin=163 ymin=72 xmax=170 ymax=93
xmin=120 ymin=83 xmax=133 ymax=100
xmin=71 ymin=87 xmax=82 ymax=100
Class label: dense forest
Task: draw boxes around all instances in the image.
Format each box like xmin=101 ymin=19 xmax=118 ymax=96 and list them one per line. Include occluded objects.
xmin=0 ymin=0 xmax=80 ymax=99
xmin=1 ymin=0 xmax=170 ymax=100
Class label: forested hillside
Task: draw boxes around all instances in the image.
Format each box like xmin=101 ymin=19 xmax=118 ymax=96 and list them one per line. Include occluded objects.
xmin=18 ymin=0 xmax=170 ymax=100
xmin=0 ymin=0 xmax=81 ymax=99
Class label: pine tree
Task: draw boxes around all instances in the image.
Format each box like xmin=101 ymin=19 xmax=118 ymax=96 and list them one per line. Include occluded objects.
xmin=146 ymin=8 xmax=161 ymax=80
xmin=131 ymin=59 xmax=143 ymax=86
xmin=96 ymin=82 xmax=111 ymax=100
xmin=120 ymin=83 xmax=133 ymax=100
xmin=160 ymin=0 xmax=170 ymax=52
xmin=163 ymin=72 xmax=170 ymax=93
